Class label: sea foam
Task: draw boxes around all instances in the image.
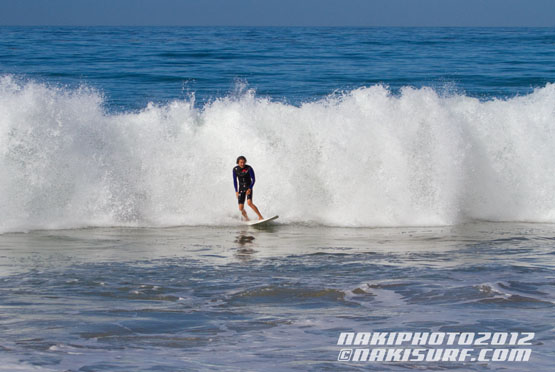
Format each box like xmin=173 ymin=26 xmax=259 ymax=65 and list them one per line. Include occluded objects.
xmin=1 ymin=75 xmax=554 ymax=232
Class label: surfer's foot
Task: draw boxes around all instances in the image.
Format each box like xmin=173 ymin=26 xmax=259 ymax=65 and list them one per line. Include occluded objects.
xmin=240 ymin=209 xmax=249 ymax=221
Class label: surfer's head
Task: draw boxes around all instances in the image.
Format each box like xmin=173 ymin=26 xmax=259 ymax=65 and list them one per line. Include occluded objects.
xmin=236 ymin=156 xmax=247 ymax=167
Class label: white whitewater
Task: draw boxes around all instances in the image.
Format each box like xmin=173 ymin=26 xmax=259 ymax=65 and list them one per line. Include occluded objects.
xmin=1 ymin=75 xmax=554 ymax=232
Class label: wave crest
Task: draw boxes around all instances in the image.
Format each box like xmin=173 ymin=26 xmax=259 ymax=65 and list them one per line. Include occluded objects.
xmin=1 ymin=75 xmax=554 ymax=232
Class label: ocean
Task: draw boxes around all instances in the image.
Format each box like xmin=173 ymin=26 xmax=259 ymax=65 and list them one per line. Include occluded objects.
xmin=0 ymin=26 xmax=554 ymax=371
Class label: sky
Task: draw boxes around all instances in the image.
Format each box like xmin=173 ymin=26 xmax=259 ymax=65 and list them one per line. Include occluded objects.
xmin=0 ymin=0 xmax=553 ymax=27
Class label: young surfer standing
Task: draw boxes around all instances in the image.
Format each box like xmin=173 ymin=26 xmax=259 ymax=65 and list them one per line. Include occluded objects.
xmin=233 ymin=156 xmax=264 ymax=221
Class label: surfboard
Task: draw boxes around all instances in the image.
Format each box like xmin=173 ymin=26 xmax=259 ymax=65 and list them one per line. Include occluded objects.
xmin=246 ymin=215 xmax=279 ymax=226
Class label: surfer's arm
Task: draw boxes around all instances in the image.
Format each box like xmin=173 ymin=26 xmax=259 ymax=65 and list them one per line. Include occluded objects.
xmin=248 ymin=167 xmax=255 ymax=189
xmin=233 ymin=170 xmax=238 ymax=192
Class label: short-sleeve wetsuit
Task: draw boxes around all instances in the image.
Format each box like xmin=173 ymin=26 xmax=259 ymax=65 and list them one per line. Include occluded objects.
xmin=233 ymin=164 xmax=256 ymax=204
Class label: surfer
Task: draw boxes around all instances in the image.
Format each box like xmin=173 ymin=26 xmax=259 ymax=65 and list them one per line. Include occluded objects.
xmin=233 ymin=156 xmax=264 ymax=221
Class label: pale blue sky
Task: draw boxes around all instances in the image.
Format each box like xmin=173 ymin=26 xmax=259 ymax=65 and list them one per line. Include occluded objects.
xmin=0 ymin=0 xmax=553 ymax=27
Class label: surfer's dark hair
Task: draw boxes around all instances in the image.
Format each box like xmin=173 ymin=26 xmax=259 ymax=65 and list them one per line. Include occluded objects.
xmin=236 ymin=156 xmax=247 ymax=164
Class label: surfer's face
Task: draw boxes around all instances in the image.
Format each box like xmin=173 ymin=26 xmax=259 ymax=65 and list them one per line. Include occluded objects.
xmin=238 ymin=159 xmax=245 ymax=167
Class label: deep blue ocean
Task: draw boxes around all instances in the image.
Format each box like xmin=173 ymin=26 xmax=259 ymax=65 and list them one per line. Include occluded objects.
xmin=0 ymin=27 xmax=554 ymax=371
xmin=1 ymin=27 xmax=554 ymax=110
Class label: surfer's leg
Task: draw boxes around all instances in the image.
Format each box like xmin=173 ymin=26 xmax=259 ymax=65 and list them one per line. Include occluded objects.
xmin=238 ymin=203 xmax=249 ymax=221
xmin=238 ymin=190 xmax=249 ymax=221
xmin=247 ymin=200 xmax=263 ymax=220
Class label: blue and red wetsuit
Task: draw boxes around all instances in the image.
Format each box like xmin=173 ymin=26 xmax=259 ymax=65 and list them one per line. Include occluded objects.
xmin=233 ymin=165 xmax=256 ymax=204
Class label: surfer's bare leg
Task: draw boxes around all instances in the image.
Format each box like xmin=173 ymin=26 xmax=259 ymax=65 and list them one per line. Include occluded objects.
xmin=238 ymin=204 xmax=249 ymax=221
xmin=247 ymin=200 xmax=263 ymax=220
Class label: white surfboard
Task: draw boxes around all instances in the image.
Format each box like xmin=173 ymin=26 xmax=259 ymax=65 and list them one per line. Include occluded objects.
xmin=246 ymin=215 xmax=279 ymax=226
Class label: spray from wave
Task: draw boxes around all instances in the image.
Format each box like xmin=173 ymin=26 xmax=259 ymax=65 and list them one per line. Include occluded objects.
xmin=0 ymin=75 xmax=554 ymax=232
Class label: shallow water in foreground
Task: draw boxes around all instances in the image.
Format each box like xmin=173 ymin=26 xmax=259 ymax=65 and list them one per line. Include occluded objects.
xmin=0 ymin=222 xmax=553 ymax=371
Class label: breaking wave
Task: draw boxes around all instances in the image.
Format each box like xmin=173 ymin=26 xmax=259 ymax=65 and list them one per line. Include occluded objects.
xmin=1 ymin=75 xmax=554 ymax=232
